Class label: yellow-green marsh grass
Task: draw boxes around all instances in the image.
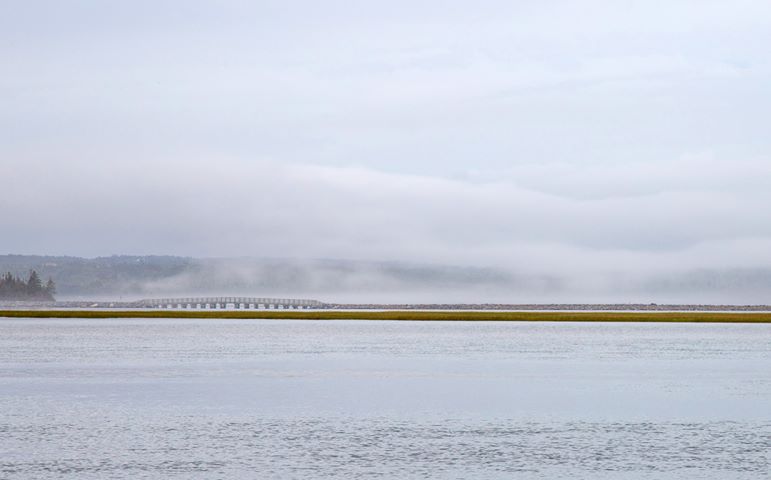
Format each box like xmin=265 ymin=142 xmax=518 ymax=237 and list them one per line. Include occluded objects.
xmin=2 ymin=310 xmax=771 ymax=323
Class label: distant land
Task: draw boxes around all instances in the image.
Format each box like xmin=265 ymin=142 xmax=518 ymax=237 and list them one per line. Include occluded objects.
xmin=0 ymin=254 xmax=518 ymax=299
xmin=2 ymin=309 xmax=771 ymax=323
xmin=1 ymin=254 xmax=771 ymax=304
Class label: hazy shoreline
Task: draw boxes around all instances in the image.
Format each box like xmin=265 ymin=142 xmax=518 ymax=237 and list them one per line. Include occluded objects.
xmin=3 ymin=310 xmax=771 ymax=323
xmin=3 ymin=300 xmax=771 ymax=312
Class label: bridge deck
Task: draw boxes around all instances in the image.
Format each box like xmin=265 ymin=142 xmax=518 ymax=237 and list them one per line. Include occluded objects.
xmin=133 ymin=297 xmax=324 ymax=309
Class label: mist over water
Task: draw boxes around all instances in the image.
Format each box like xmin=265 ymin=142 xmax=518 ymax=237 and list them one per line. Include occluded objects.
xmin=3 ymin=255 xmax=771 ymax=304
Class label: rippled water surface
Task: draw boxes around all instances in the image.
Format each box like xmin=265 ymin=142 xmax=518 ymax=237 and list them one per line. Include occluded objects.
xmin=1 ymin=318 xmax=769 ymax=479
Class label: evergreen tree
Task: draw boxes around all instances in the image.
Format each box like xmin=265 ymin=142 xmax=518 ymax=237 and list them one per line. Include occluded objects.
xmin=27 ymin=270 xmax=43 ymax=292
xmin=0 ymin=270 xmax=55 ymax=301
xmin=45 ymin=277 xmax=57 ymax=296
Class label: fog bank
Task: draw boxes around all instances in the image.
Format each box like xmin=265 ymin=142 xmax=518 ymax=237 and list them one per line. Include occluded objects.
xmin=3 ymin=1 xmax=771 ymax=303
xmin=2 ymin=255 xmax=770 ymax=305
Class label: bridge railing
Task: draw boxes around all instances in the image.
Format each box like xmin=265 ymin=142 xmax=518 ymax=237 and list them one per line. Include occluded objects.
xmin=133 ymin=297 xmax=325 ymax=309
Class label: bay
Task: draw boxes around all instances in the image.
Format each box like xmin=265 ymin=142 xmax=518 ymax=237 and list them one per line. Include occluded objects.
xmin=1 ymin=319 xmax=769 ymax=479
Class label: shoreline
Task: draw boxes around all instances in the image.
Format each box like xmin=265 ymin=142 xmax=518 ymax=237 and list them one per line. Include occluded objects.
xmin=3 ymin=310 xmax=771 ymax=323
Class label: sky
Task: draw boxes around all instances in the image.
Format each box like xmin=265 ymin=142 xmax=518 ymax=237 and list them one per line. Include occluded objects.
xmin=3 ymin=1 xmax=771 ymax=301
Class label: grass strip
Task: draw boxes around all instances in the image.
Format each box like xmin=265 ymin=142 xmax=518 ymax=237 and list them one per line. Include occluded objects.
xmin=1 ymin=310 xmax=771 ymax=323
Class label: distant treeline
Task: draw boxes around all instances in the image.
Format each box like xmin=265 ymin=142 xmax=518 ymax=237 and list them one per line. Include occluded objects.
xmin=0 ymin=254 xmax=511 ymax=297
xmin=0 ymin=270 xmax=56 ymax=301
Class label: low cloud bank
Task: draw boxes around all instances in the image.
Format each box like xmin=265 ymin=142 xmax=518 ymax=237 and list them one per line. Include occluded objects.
xmin=3 ymin=153 xmax=771 ymax=303
xmin=2 ymin=255 xmax=771 ymax=304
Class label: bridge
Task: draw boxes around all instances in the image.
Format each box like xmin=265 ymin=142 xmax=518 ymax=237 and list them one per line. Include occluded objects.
xmin=132 ymin=297 xmax=324 ymax=309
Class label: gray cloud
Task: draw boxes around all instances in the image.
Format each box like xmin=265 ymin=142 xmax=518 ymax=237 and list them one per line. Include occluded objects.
xmin=2 ymin=1 xmax=771 ymax=302
xmin=5 ymin=155 xmax=771 ymax=267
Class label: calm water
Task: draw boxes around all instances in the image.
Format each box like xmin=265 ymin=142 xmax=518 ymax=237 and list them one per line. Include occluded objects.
xmin=1 ymin=319 xmax=769 ymax=479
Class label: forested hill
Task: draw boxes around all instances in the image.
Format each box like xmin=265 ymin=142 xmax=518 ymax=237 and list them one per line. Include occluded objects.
xmin=2 ymin=255 xmax=770 ymax=302
xmin=0 ymin=255 xmax=192 ymax=297
xmin=0 ymin=255 xmax=514 ymax=299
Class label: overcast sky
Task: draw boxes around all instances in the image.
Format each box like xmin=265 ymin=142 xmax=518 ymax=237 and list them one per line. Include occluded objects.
xmin=3 ymin=1 xmax=771 ymax=299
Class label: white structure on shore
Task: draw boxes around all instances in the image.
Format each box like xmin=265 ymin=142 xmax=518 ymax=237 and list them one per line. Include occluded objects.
xmin=136 ymin=297 xmax=323 ymax=310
